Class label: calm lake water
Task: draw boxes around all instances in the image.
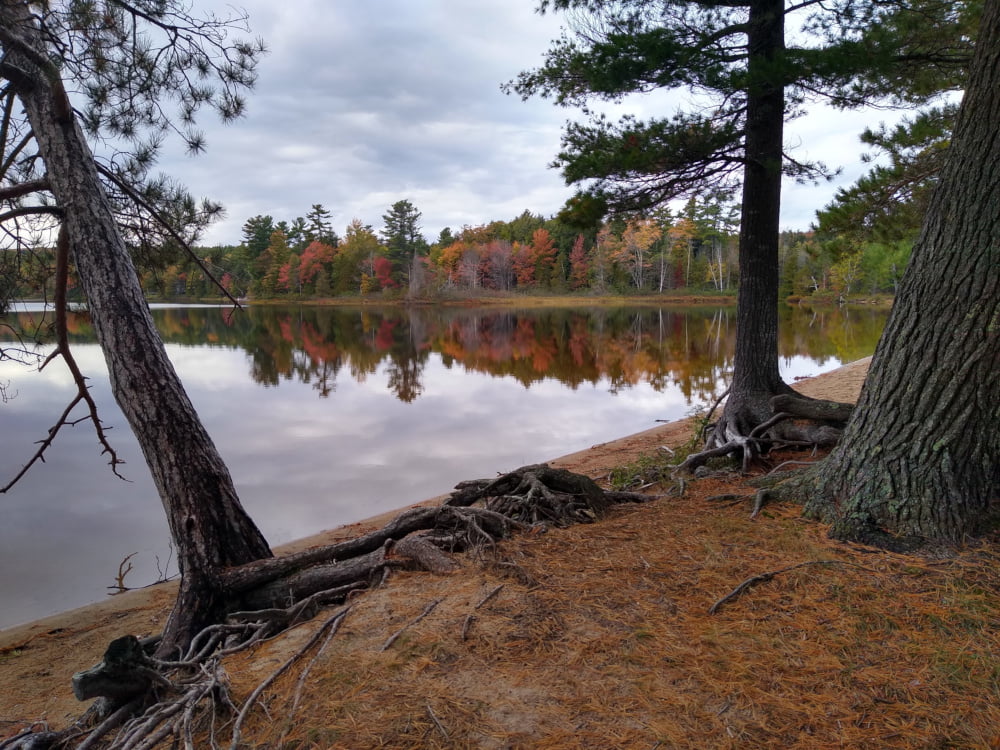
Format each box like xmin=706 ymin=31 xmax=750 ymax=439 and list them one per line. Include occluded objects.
xmin=0 ymin=302 xmax=887 ymax=629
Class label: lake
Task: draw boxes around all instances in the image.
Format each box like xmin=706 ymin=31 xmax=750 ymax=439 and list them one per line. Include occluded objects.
xmin=0 ymin=302 xmax=887 ymax=629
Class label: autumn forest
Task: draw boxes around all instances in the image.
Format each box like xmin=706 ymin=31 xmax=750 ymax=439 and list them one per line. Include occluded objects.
xmin=148 ymin=193 xmax=912 ymax=302
xmin=4 ymin=191 xmax=912 ymax=306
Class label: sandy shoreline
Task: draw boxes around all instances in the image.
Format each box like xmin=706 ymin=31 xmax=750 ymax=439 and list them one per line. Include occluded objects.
xmin=0 ymin=357 xmax=871 ymax=726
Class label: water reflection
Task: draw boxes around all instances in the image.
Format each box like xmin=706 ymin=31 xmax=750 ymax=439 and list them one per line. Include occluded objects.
xmin=0 ymin=303 xmax=887 ymax=629
xmin=52 ymin=303 xmax=881 ymax=402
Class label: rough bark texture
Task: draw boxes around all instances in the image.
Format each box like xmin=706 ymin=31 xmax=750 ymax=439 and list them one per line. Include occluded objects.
xmin=805 ymin=0 xmax=1000 ymax=543
xmin=2 ymin=2 xmax=272 ymax=652
xmin=713 ymin=0 xmax=796 ymax=445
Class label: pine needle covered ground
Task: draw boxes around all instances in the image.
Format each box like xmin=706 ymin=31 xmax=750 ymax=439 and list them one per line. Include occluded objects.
xmin=220 ymin=465 xmax=1000 ymax=749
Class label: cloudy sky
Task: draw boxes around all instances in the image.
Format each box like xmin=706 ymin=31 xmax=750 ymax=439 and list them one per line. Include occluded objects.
xmin=160 ymin=1 xmax=891 ymax=247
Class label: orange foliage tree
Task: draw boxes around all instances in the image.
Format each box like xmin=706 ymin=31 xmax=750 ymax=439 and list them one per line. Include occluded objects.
xmin=531 ymin=227 xmax=558 ymax=288
xmin=569 ymin=234 xmax=590 ymax=290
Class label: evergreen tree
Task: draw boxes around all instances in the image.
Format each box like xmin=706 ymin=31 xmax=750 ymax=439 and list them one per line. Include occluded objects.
xmin=814 ymin=107 xmax=957 ymax=244
xmin=380 ymin=199 xmax=427 ymax=281
xmin=509 ymin=0 xmax=976 ymax=451
xmin=241 ymin=215 xmax=275 ymax=257
xmin=435 ymin=226 xmax=455 ymax=248
xmin=305 ymin=203 xmax=339 ymax=247
xmin=285 ymin=216 xmax=307 ymax=251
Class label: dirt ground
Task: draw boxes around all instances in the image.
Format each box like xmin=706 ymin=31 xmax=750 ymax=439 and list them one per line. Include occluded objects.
xmin=4 ymin=356 xmax=999 ymax=748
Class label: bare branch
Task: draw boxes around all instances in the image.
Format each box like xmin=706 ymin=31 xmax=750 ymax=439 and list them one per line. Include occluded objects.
xmin=0 ymin=205 xmax=61 ymax=223
xmin=0 ymin=224 xmax=126 ymax=494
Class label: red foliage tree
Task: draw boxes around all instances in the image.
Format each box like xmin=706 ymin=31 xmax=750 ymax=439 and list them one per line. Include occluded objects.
xmin=299 ymin=241 xmax=337 ymax=287
xmin=373 ymin=256 xmax=397 ymax=289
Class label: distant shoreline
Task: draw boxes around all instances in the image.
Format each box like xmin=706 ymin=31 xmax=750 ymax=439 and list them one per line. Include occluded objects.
xmin=147 ymin=293 xmax=895 ymax=309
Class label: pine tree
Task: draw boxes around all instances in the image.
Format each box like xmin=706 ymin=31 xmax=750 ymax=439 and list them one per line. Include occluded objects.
xmin=305 ymin=203 xmax=339 ymax=247
xmin=510 ymin=0 xmax=977 ymax=454
xmin=380 ymin=199 xmax=426 ymax=282
xmin=0 ymin=0 xmax=273 ymax=659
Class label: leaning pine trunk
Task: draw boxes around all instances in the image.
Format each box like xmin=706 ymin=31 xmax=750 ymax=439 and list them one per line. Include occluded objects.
xmin=805 ymin=0 xmax=1000 ymax=544
xmin=5 ymin=2 xmax=272 ymax=650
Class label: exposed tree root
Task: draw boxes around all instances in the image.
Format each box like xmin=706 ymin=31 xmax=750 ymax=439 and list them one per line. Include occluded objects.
xmin=676 ymin=393 xmax=853 ymax=475
xmin=8 ymin=463 xmax=645 ymax=749
xmin=446 ymin=463 xmax=650 ymax=525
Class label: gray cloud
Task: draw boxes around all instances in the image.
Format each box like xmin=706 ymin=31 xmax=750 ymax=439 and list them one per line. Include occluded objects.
xmin=160 ymin=2 xmax=888 ymax=246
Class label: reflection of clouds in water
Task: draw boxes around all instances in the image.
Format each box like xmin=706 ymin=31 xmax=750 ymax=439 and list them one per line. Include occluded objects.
xmin=780 ymin=355 xmax=845 ymax=382
xmin=228 ymin=357 xmax=698 ymax=547
xmin=0 ymin=346 xmax=716 ymax=628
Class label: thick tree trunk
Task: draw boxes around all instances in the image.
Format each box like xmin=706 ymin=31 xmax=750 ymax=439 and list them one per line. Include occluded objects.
xmin=3 ymin=3 xmax=272 ymax=651
xmin=713 ymin=0 xmax=795 ymax=444
xmin=805 ymin=0 xmax=1000 ymax=544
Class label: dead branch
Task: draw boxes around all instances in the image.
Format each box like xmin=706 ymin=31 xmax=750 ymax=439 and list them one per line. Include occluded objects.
xmin=709 ymin=560 xmax=875 ymax=615
xmin=108 ymin=553 xmax=137 ymax=594
xmin=475 ymin=583 xmax=505 ymax=610
xmin=425 ymin=703 xmax=449 ymax=740
xmin=1 ymin=224 xmax=125 ymax=494
xmin=381 ymin=599 xmax=442 ymax=652
xmin=462 ymin=583 xmax=506 ymax=640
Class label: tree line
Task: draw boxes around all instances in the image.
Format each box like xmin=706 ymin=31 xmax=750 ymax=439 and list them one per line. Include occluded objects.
xmin=87 ymin=192 xmax=907 ymax=302
xmin=0 ymin=197 xmax=920 ymax=304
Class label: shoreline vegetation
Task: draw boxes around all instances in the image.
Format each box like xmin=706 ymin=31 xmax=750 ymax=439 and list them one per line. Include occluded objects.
xmin=11 ymin=357 xmax=995 ymax=748
xmin=148 ymin=291 xmax=895 ymax=309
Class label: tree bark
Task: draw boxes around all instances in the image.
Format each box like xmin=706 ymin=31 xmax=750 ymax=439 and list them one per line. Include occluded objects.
xmin=713 ymin=0 xmax=796 ymax=444
xmin=805 ymin=0 xmax=1000 ymax=544
xmin=2 ymin=2 xmax=272 ymax=652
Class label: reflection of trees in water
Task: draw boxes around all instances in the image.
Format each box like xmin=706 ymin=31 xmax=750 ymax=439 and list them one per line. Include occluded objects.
xmin=0 ymin=304 xmax=885 ymax=405
xmin=0 ymin=307 xmax=886 ymax=402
